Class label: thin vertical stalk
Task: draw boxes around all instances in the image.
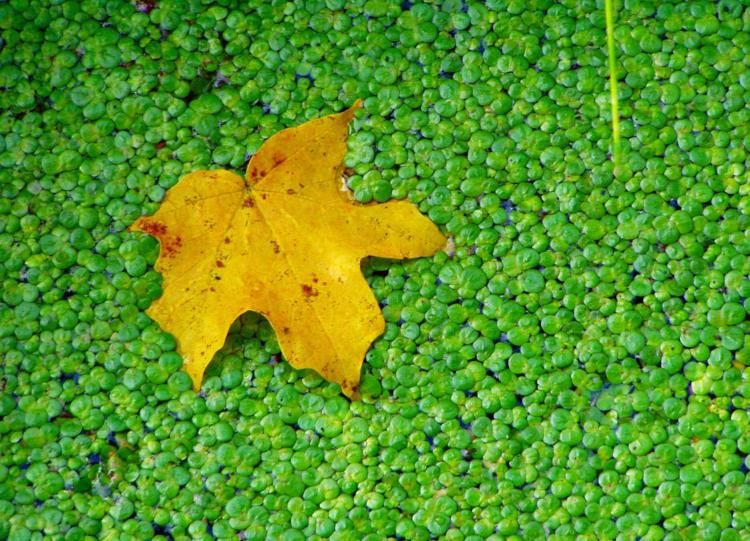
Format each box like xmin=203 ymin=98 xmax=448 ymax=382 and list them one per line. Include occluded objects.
xmin=605 ymin=0 xmax=621 ymax=167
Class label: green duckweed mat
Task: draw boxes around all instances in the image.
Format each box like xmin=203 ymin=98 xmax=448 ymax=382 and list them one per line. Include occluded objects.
xmin=2 ymin=0 xmax=750 ymax=540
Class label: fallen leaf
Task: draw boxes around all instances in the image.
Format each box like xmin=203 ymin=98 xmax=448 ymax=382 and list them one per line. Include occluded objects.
xmin=131 ymin=101 xmax=446 ymax=398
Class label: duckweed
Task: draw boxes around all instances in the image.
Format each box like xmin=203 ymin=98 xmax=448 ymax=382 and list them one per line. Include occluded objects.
xmin=2 ymin=0 xmax=750 ymax=540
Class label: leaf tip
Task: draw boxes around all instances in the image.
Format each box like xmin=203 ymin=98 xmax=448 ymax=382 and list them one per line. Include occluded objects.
xmin=343 ymin=99 xmax=363 ymax=120
xmin=184 ymin=359 xmax=204 ymax=393
xmin=340 ymin=378 xmax=361 ymax=400
xmin=129 ymin=217 xmax=143 ymax=233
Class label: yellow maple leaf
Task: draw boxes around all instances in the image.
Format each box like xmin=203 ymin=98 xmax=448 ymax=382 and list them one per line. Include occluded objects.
xmin=131 ymin=101 xmax=446 ymax=398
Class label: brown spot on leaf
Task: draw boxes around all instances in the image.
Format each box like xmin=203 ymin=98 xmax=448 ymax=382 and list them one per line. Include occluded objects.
xmin=286 ymin=188 xmax=296 ymax=195
xmin=312 ymin=276 xmax=319 ymax=283
xmin=301 ymin=284 xmax=318 ymax=297
xmin=341 ymin=379 xmax=358 ymax=395
xmin=216 ymin=260 xmax=225 ymax=268
xmin=224 ymin=237 xmax=231 ymax=244
xmin=272 ymin=152 xmax=286 ymax=167
xmin=161 ymin=235 xmax=182 ymax=258
xmin=282 ymin=327 xmax=290 ymax=334
xmin=139 ymin=220 xmax=167 ymax=236
xmin=270 ymin=240 xmax=280 ymax=253
xmin=261 ymin=193 xmax=268 ymax=200
xmin=243 ymin=197 xmax=254 ymax=208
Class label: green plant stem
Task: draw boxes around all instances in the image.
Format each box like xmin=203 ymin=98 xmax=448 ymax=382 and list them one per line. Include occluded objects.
xmin=605 ymin=0 xmax=621 ymax=168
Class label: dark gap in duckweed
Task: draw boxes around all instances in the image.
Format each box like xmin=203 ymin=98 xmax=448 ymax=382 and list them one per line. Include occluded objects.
xmin=152 ymin=521 xmax=173 ymax=538
xmin=295 ymin=73 xmax=314 ymax=83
